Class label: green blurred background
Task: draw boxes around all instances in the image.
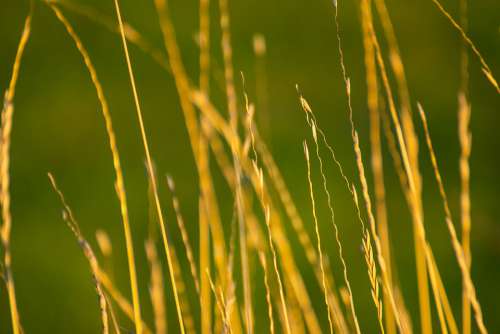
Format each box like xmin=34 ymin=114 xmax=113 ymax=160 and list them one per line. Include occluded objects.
xmin=0 ymin=0 xmax=499 ymax=332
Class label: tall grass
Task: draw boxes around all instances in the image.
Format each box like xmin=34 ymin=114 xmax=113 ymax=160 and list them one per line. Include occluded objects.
xmin=1 ymin=0 xmax=498 ymax=333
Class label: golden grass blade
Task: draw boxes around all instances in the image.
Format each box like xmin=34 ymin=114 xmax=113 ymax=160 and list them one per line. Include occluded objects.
xmin=426 ymin=246 xmax=449 ymax=334
xmin=257 ymin=251 xmax=275 ymax=334
xmin=112 ymin=0 xmax=185 ymax=332
xmin=428 ymin=0 xmax=498 ymax=92
xmin=235 ymin=79 xmax=253 ymax=334
xmin=458 ymin=0 xmax=471 ymax=332
xmin=252 ymin=128 xmax=348 ymax=333
xmin=427 ymin=245 xmax=459 ymax=334
xmin=380 ymin=96 xmax=461 ymax=334
xmin=199 ymin=197 xmax=212 ymax=334
xmin=206 ymin=269 xmax=231 ymax=333
xmin=151 ymin=1 xmax=238 ymax=330
xmin=0 ymin=8 xmax=32 ymax=334
xmin=171 ymin=245 xmax=198 ymax=334
xmin=166 ymin=176 xmax=201 ymax=295
xmin=216 ymin=0 xmax=253 ymax=328
xmin=359 ymin=1 xmax=395 ymax=331
xmin=195 ymin=86 xmax=323 ymax=334
xmin=47 ymin=5 xmax=145 ymax=334
xmin=198 ymin=0 xmax=212 ymax=324
xmin=47 ymin=173 xmax=109 ymax=334
xmin=300 ymin=100 xmax=359 ymax=334
xmin=417 ymin=104 xmax=487 ymax=334
xmin=199 ymin=0 xmax=211 ymax=93
xmin=352 ymin=132 xmax=390 ymax=334
xmin=198 ymin=0 xmax=213 ymax=329
xmin=302 ymin=141 xmax=334 ymax=334
xmin=458 ymin=92 xmax=472 ymax=334
xmin=106 ymin=293 xmax=121 ymax=334
xmin=362 ymin=231 xmax=385 ymax=334
xmin=299 ymin=90 xmax=401 ymax=332
xmin=52 ymin=0 xmax=171 ymax=72
xmin=247 ymin=121 xmax=291 ymax=334
xmin=368 ymin=16 xmax=433 ymax=333
xmin=331 ymin=1 xmax=413 ymax=329
xmin=303 ymin=112 xmax=358 ymax=333
xmin=145 ymin=239 xmax=167 ymax=334
xmin=98 ymin=268 xmax=152 ymax=333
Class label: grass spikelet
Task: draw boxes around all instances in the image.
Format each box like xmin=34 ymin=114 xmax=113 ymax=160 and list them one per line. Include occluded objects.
xmin=362 ymin=230 xmax=385 ymax=334
xmin=206 ymin=269 xmax=232 ymax=333
xmin=246 ymin=91 xmax=291 ymax=334
xmin=47 ymin=173 xmax=109 ymax=334
xmin=254 ymin=171 xmax=291 ymax=334
xmin=152 ymin=3 xmax=231 ymax=304
xmin=302 ymin=141 xmax=334 ymax=334
xmin=47 ymin=5 xmax=145 ymax=334
xmin=166 ymin=175 xmax=201 ymax=295
xmin=198 ymin=197 xmax=212 ymax=334
xmin=299 ymin=90 xmax=395 ymax=333
xmin=112 ymin=0 xmax=184 ymax=332
xmin=257 ymin=251 xmax=275 ymax=334
xmin=197 ymin=92 xmax=321 ymax=332
xmin=417 ymin=103 xmax=487 ymax=334
xmin=352 ymin=131 xmax=394 ymax=334
xmin=235 ymin=74 xmax=254 ymax=334
xmin=458 ymin=92 xmax=472 ymax=334
xmin=0 ymin=8 xmax=32 ymax=334
xmin=97 ymin=269 xmax=152 ymax=333
xmin=367 ymin=15 xmax=433 ymax=332
xmin=145 ymin=239 xmax=167 ymax=334
xmin=198 ymin=0 xmax=213 ymax=327
xmin=252 ymin=128 xmax=348 ymax=332
xmin=359 ymin=1 xmax=395 ymax=331
xmin=304 ymin=113 xmax=358 ymax=333
xmin=170 ymin=244 xmax=197 ymax=334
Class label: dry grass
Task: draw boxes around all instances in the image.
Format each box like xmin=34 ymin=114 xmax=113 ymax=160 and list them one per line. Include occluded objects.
xmin=0 ymin=8 xmax=32 ymax=333
xmin=1 ymin=0 xmax=497 ymax=333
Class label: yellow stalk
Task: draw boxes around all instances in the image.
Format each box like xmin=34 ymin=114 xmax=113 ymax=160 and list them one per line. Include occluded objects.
xmin=359 ymin=1 xmax=395 ymax=332
xmin=458 ymin=92 xmax=472 ymax=334
xmin=303 ymin=109 xmax=358 ymax=333
xmin=0 ymin=8 xmax=32 ymax=334
xmin=198 ymin=0 xmax=212 ymax=330
xmin=112 ymin=0 xmax=184 ymax=332
xmin=47 ymin=6 xmax=144 ymax=334
xmin=427 ymin=245 xmax=459 ymax=334
xmin=194 ymin=88 xmax=322 ymax=334
xmin=303 ymin=141 xmax=334 ymax=334
xmin=428 ymin=0 xmax=498 ymax=92
xmin=253 ymin=129 xmax=348 ymax=333
xmin=257 ymin=251 xmax=275 ymax=334
xmin=216 ymin=0 xmax=253 ymax=329
xmin=417 ymin=104 xmax=487 ymax=334
xmin=167 ymin=176 xmax=201 ymax=295
xmin=97 ymin=268 xmax=152 ymax=334
xmin=368 ymin=18 xmax=434 ymax=334
xmin=246 ymin=109 xmax=291 ymax=334
xmin=362 ymin=230 xmax=385 ymax=334
xmin=48 ymin=174 xmax=109 ymax=334
xmin=145 ymin=239 xmax=167 ymax=334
